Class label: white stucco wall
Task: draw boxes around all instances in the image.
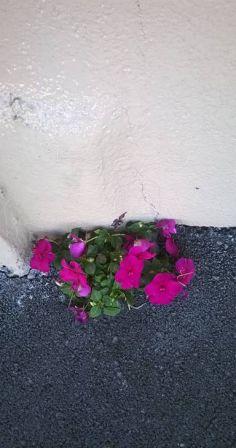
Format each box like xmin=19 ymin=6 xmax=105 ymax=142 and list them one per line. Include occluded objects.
xmin=0 ymin=0 xmax=235 ymax=272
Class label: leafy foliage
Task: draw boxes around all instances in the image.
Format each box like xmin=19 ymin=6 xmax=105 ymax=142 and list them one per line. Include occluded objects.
xmin=30 ymin=217 xmax=195 ymax=324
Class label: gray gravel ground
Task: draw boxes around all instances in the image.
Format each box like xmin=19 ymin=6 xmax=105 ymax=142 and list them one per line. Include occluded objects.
xmin=0 ymin=226 xmax=235 ymax=448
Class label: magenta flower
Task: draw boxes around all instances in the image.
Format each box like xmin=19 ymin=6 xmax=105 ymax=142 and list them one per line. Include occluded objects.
xmin=75 ymin=283 xmax=91 ymax=297
xmin=69 ymin=306 xmax=89 ymax=323
xmin=156 ymin=219 xmax=176 ymax=237
xmin=165 ymin=236 xmax=180 ymax=258
xmin=59 ymin=259 xmax=84 ymax=283
xmin=145 ymin=272 xmax=183 ymax=305
xmin=115 ymin=254 xmax=144 ymax=289
xmin=128 ymin=239 xmax=156 ymax=260
xmin=59 ymin=259 xmax=91 ymax=297
xmin=68 ymin=234 xmax=86 ymax=258
xmin=175 ymin=258 xmax=195 ymax=286
xmin=30 ymin=239 xmax=55 ymax=273
xmin=69 ymin=241 xmax=86 ymax=258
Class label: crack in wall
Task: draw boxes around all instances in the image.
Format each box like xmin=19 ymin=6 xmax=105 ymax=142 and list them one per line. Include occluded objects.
xmin=135 ymin=0 xmax=146 ymax=41
xmin=135 ymin=168 xmax=160 ymax=219
xmin=134 ymin=0 xmax=147 ymax=63
xmin=121 ymin=105 xmax=160 ymax=218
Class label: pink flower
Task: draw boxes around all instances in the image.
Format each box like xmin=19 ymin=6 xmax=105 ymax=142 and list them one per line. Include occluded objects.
xmin=69 ymin=241 xmax=86 ymax=258
xmin=75 ymin=283 xmax=91 ymax=297
xmin=115 ymin=254 xmax=144 ymax=289
xmin=128 ymin=239 xmax=156 ymax=260
xmin=68 ymin=234 xmax=86 ymax=258
xmin=69 ymin=306 xmax=89 ymax=323
xmin=59 ymin=259 xmax=91 ymax=297
xmin=156 ymin=219 xmax=176 ymax=237
xmin=30 ymin=239 xmax=55 ymax=273
xmin=175 ymin=258 xmax=195 ymax=286
xmin=165 ymin=236 xmax=180 ymax=258
xmin=124 ymin=235 xmax=135 ymax=252
xmin=145 ymin=272 xmax=183 ymax=305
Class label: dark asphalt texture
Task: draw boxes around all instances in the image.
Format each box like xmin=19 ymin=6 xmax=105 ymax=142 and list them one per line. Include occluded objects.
xmin=0 ymin=226 xmax=235 ymax=448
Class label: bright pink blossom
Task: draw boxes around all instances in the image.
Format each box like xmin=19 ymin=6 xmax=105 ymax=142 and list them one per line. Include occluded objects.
xmin=59 ymin=259 xmax=91 ymax=297
xmin=69 ymin=306 xmax=89 ymax=323
xmin=145 ymin=272 xmax=183 ymax=305
xmin=30 ymin=239 xmax=55 ymax=273
xmin=68 ymin=234 xmax=86 ymax=258
xmin=115 ymin=254 xmax=144 ymax=289
xmin=128 ymin=239 xmax=156 ymax=260
xmin=75 ymin=283 xmax=91 ymax=297
xmin=175 ymin=258 xmax=195 ymax=286
xmin=156 ymin=219 xmax=176 ymax=237
xmin=165 ymin=236 xmax=180 ymax=258
xmin=69 ymin=241 xmax=86 ymax=258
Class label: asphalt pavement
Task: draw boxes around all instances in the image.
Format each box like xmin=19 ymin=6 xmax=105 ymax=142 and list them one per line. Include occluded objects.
xmin=0 ymin=226 xmax=235 ymax=448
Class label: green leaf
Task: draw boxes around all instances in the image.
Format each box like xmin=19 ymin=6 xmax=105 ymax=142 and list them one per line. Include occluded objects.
xmin=87 ymin=245 xmax=98 ymax=257
xmin=60 ymin=284 xmax=75 ymax=299
xmin=94 ymin=229 xmax=110 ymax=238
xmin=103 ymin=304 xmax=121 ymax=316
xmin=110 ymin=236 xmax=123 ymax=250
xmin=53 ymin=247 xmax=71 ymax=268
xmin=110 ymin=251 xmax=122 ymax=261
xmin=103 ymin=296 xmax=114 ymax=306
xmin=101 ymin=287 xmax=109 ymax=296
xmin=84 ymin=262 xmax=96 ymax=275
xmin=100 ymin=278 xmax=109 ymax=287
xmin=71 ymin=227 xmax=84 ymax=237
xmin=96 ymin=237 xmax=106 ymax=248
xmin=94 ymin=274 xmax=104 ymax=283
xmin=126 ymin=221 xmax=145 ymax=233
xmin=124 ymin=291 xmax=135 ymax=306
xmin=89 ymin=305 xmax=102 ymax=318
xmin=109 ymin=262 xmax=119 ymax=273
xmin=93 ymin=229 xmax=110 ymax=247
xmin=53 ymin=256 xmax=61 ymax=270
xmin=90 ymin=289 xmax=102 ymax=301
xmin=96 ymin=253 xmax=107 ymax=265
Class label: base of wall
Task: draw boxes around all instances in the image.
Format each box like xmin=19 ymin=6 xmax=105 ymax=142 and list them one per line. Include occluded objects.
xmin=0 ymin=236 xmax=29 ymax=276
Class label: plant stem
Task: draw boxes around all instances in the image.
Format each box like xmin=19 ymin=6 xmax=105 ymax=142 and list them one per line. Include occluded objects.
xmin=86 ymin=236 xmax=97 ymax=243
xmin=129 ymin=302 xmax=148 ymax=310
xmin=112 ymin=233 xmax=125 ymax=237
xmin=86 ymin=233 xmax=125 ymax=243
xmin=49 ymin=239 xmax=59 ymax=245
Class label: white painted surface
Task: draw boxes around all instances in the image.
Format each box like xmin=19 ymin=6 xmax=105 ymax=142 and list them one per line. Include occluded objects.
xmin=0 ymin=185 xmax=30 ymax=275
xmin=0 ymin=0 xmax=236 ymax=271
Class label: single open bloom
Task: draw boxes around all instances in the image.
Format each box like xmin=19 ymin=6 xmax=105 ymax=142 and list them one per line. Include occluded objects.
xmin=59 ymin=259 xmax=91 ymax=297
xmin=30 ymin=239 xmax=55 ymax=273
xmin=128 ymin=239 xmax=156 ymax=260
xmin=175 ymin=258 xmax=195 ymax=286
xmin=165 ymin=236 xmax=180 ymax=258
xmin=156 ymin=219 xmax=176 ymax=237
xmin=145 ymin=272 xmax=183 ymax=305
xmin=115 ymin=254 xmax=144 ymax=289
xmin=68 ymin=234 xmax=86 ymax=258
xmin=69 ymin=306 xmax=89 ymax=323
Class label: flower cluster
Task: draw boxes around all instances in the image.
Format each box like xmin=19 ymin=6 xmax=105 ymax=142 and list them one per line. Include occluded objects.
xmin=30 ymin=218 xmax=195 ymax=324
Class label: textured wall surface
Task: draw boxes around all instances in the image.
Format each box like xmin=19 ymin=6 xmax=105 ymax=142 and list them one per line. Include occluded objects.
xmin=0 ymin=0 xmax=236 ymax=271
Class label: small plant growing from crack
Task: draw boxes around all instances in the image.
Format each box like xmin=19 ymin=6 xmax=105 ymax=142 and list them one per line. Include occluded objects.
xmin=29 ymin=215 xmax=195 ymax=324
